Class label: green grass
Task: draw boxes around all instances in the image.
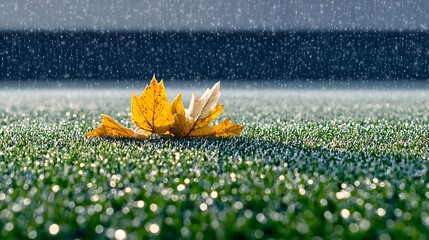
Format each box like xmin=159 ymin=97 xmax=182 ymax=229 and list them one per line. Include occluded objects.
xmin=0 ymin=87 xmax=429 ymax=239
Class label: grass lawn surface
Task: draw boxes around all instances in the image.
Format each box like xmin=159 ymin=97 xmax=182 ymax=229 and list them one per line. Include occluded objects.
xmin=0 ymin=85 xmax=429 ymax=239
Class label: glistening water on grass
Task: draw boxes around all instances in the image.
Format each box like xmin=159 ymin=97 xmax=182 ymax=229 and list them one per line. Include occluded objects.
xmin=0 ymin=83 xmax=429 ymax=239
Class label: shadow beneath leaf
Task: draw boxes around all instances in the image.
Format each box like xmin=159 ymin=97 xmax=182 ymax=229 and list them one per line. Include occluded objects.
xmin=97 ymin=134 xmax=428 ymax=183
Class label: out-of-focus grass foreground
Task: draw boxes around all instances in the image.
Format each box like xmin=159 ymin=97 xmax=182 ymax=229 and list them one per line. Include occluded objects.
xmin=0 ymin=86 xmax=428 ymax=239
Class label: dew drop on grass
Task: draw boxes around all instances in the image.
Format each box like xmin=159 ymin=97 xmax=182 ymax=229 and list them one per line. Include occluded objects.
xmin=150 ymin=203 xmax=158 ymax=212
xmin=379 ymin=233 xmax=392 ymax=240
xmin=341 ymin=209 xmax=350 ymax=219
xmin=359 ymin=219 xmax=371 ymax=230
xmin=233 ymin=201 xmax=243 ymax=210
xmin=206 ymin=198 xmax=213 ymax=205
xmin=94 ymin=204 xmax=103 ymax=212
xmin=106 ymin=207 xmax=114 ymax=215
xmin=23 ymin=198 xmax=31 ymax=205
xmin=4 ymin=222 xmax=14 ymax=231
xmin=52 ymin=185 xmax=60 ymax=193
xmin=148 ymin=223 xmax=160 ymax=234
xmin=133 ymin=200 xmax=144 ymax=208
xmin=35 ymin=216 xmax=44 ymax=224
xmin=348 ymin=223 xmax=359 ymax=233
xmin=95 ymin=225 xmax=104 ymax=234
xmin=256 ymin=213 xmax=266 ymax=224
xmin=210 ymin=191 xmax=218 ymax=198
xmin=49 ymin=224 xmax=60 ymax=235
xmin=254 ymin=229 xmax=264 ymax=239
xmin=199 ymin=203 xmax=208 ymax=211
xmin=28 ymin=230 xmax=37 ymax=239
xmin=376 ymin=208 xmax=387 ymax=217
xmin=114 ymin=229 xmax=126 ymax=240
xmin=177 ymin=184 xmax=185 ymax=191
xmin=324 ymin=211 xmax=333 ymax=220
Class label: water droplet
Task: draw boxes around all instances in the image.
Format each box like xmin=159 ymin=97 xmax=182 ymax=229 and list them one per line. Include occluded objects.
xmin=148 ymin=223 xmax=160 ymax=234
xmin=177 ymin=184 xmax=185 ymax=191
xmin=95 ymin=225 xmax=104 ymax=234
xmin=52 ymin=185 xmax=60 ymax=193
xmin=134 ymin=200 xmax=144 ymax=208
xmin=256 ymin=213 xmax=266 ymax=223
xmin=49 ymin=224 xmax=60 ymax=235
xmin=114 ymin=229 xmax=126 ymax=240
xmin=4 ymin=222 xmax=14 ymax=231
xmin=150 ymin=203 xmax=158 ymax=212
xmin=199 ymin=203 xmax=208 ymax=211
xmin=210 ymin=191 xmax=218 ymax=198
xmin=341 ymin=209 xmax=350 ymax=219
xmin=376 ymin=208 xmax=386 ymax=217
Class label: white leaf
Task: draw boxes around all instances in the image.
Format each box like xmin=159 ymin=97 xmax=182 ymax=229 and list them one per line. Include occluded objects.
xmin=186 ymin=81 xmax=221 ymax=121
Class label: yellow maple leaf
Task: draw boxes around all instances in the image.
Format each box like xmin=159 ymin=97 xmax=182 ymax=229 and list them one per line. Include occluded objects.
xmin=86 ymin=77 xmax=243 ymax=139
xmin=170 ymin=82 xmax=244 ymax=137
xmin=131 ymin=76 xmax=175 ymax=134
xmin=85 ymin=114 xmax=149 ymax=139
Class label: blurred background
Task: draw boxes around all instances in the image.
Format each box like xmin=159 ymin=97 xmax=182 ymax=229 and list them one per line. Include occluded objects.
xmin=0 ymin=0 xmax=428 ymax=81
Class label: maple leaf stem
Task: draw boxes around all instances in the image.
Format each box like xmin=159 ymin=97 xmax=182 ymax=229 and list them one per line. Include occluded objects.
xmin=152 ymin=87 xmax=156 ymax=130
